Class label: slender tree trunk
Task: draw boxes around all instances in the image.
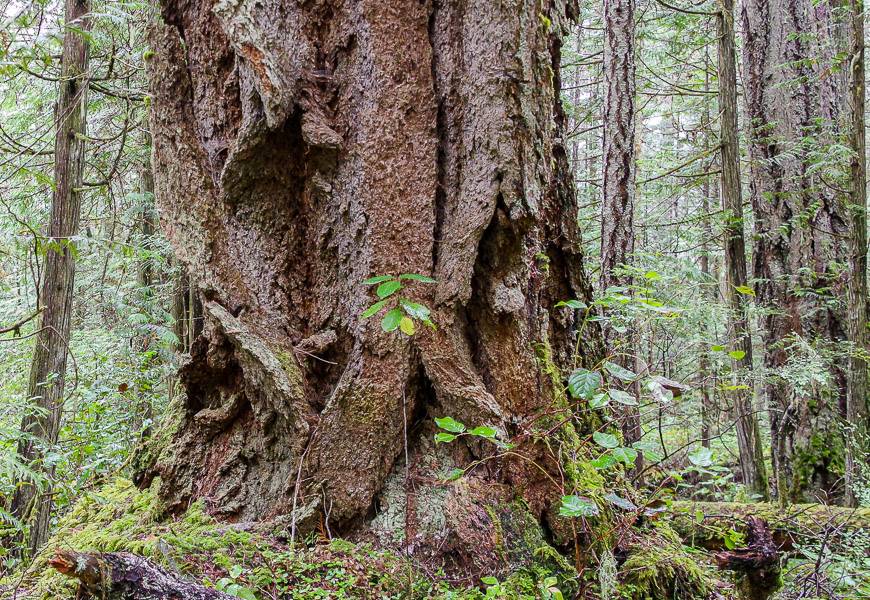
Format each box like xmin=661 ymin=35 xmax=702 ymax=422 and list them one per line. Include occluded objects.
xmin=717 ymin=0 xmax=769 ymax=500
xmin=700 ymin=56 xmax=716 ymax=449
xmin=133 ymin=142 xmax=157 ymax=436
xmin=143 ymin=0 xmax=600 ymax=571
xmin=601 ymin=0 xmax=636 ymax=295
xmin=741 ymin=0 xmax=850 ymax=502
xmin=601 ymin=0 xmax=643 ymax=462
xmin=845 ymin=0 xmax=869 ymax=507
xmin=700 ymin=177 xmax=714 ymax=449
xmin=9 ymin=0 xmax=90 ymax=555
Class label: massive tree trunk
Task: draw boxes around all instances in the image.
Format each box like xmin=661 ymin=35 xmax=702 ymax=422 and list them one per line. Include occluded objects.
xmin=601 ymin=0 xmax=642 ymax=460
xmin=9 ymin=0 xmax=90 ymax=556
xmin=717 ymin=0 xmax=768 ymax=500
xmin=844 ymin=0 xmax=869 ymax=507
xmin=740 ymin=0 xmax=850 ymax=502
xmin=144 ymin=0 xmax=598 ymax=558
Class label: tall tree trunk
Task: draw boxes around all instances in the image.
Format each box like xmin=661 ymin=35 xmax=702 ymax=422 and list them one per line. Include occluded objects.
xmin=601 ymin=0 xmax=642 ymax=460
xmin=700 ymin=168 xmax=714 ymax=449
xmin=133 ymin=138 xmax=157 ymax=436
xmin=700 ymin=56 xmax=716 ymax=449
xmin=9 ymin=0 xmax=90 ymax=555
xmin=845 ymin=0 xmax=869 ymax=507
xmin=717 ymin=0 xmax=769 ymax=500
xmin=741 ymin=0 xmax=850 ymax=502
xmin=143 ymin=0 xmax=600 ymax=566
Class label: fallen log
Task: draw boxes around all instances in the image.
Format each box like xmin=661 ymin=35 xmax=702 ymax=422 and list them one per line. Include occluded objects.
xmin=49 ymin=549 xmax=235 ymax=599
xmin=669 ymin=500 xmax=870 ymax=551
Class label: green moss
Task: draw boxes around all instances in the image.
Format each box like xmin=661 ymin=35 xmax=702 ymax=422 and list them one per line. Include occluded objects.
xmin=4 ymin=479 xmax=584 ymax=599
xmin=618 ymin=522 xmax=719 ymax=600
xmin=131 ymin=393 xmax=185 ymax=475
xmin=274 ymin=348 xmax=306 ymax=400
xmin=791 ymin=431 xmax=844 ymax=500
xmin=485 ymin=499 xmax=579 ymax=598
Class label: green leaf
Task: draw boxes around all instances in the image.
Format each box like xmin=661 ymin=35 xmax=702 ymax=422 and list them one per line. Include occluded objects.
xmin=590 ymin=453 xmax=617 ymax=469
xmin=444 ymin=468 xmax=464 ymax=481
xmin=612 ymin=446 xmax=638 ymax=466
xmin=470 ymin=426 xmax=497 ymax=439
xmin=688 ymin=446 xmax=714 ymax=467
xmin=481 ymin=576 xmax=499 ymax=586
xmin=376 ymin=280 xmax=402 ymax=299
xmin=363 ymin=275 xmax=393 ymax=285
xmin=558 ymin=495 xmax=599 ymax=518
xmin=399 ymin=316 xmax=416 ymax=336
xmin=381 ymin=308 xmax=403 ymax=332
xmin=362 ymin=299 xmax=388 ymax=318
xmin=555 ymin=299 xmax=587 ymax=310
xmin=401 ymin=300 xmax=431 ymax=320
xmin=435 ymin=432 xmax=457 ymax=443
xmin=593 ymin=431 xmax=619 ymax=449
xmin=604 ymin=492 xmax=637 ymax=511
xmin=229 ymin=565 xmax=244 ymax=579
xmin=728 ymin=350 xmax=746 ymax=361
xmin=588 ymin=393 xmax=610 ymax=410
xmin=646 ymin=379 xmax=673 ymax=404
xmin=434 ymin=416 xmax=466 ymax=433
xmin=604 ymin=361 xmax=637 ymax=382
xmin=734 ymin=285 xmax=755 ymax=297
xmin=399 ymin=273 xmax=437 ymax=283
xmin=723 ymin=529 xmax=743 ymax=550
xmin=608 ymin=389 xmax=638 ymax=406
xmin=711 ymin=345 xmax=726 ymax=352
xmin=632 ymin=441 xmax=663 ymax=463
xmin=644 ymin=270 xmax=661 ymax=280
xmin=568 ymin=368 xmax=602 ymax=400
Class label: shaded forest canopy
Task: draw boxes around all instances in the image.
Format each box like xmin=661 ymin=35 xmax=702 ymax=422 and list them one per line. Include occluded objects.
xmin=0 ymin=0 xmax=868 ymax=599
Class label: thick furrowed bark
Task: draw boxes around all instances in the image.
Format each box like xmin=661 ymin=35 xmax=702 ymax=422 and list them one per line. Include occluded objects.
xmin=144 ymin=0 xmax=598 ymax=555
xmin=741 ymin=0 xmax=851 ymax=503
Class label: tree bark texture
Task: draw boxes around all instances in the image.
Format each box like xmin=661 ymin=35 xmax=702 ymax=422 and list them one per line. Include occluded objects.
xmin=600 ymin=0 xmax=636 ymax=294
xmin=9 ymin=0 xmax=90 ymax=556
xmin=741 ymin=0 xmax=851 ymax=502
xmin=844 ymin=0 xmax=869 ymax=507
xmin=717 ymin=0 xmax=768 ymax=500
xmin=601 ymin=0 xmax=642 ymax=458
xmin=145 ymin=0 xmax=598 ymax=553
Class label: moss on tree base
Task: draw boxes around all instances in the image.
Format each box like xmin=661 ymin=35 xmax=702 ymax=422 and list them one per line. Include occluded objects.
xmin=1 ymin=477 xmax=741 ymax=599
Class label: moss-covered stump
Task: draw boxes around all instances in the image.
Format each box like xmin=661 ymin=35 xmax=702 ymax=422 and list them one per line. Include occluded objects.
xmin=0 ymin=478 xmax=581 ymax=599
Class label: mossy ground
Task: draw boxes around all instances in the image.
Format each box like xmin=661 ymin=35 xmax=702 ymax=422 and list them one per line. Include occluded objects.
xmin=0 ymin=478 xmax=578 ymax=599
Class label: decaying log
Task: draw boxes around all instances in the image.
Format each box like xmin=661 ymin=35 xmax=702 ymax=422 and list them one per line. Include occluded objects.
xmin=49 ymin=549 xmax=235 ymax=599
xmin=670 ymin=501 xmax=870 ymax=551
xmin=713 ymin=517 xmax=781 ymax=600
